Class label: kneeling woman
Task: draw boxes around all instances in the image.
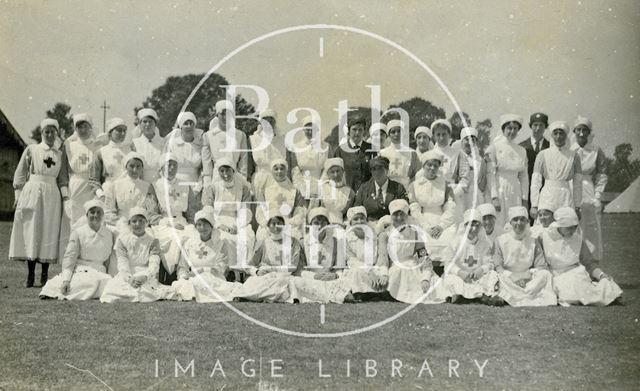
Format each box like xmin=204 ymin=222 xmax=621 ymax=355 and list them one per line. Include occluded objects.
xmin=540 ymin=207 xmax=622 ymax=306
xmin=236 ymin=214 xmax=304 ymax=303
xmin=378 ymin=199 xmax=444 ymax=304
xmin=494 ymin=206 xmax=556 ymax=307
xmin=40 ymin=200 xmax=114 ymax=300
xmin=172 ymin=207 xmax=242 ymax=303
xmin=442 ymin=209 xmax=499 ymax=304
xmin=100 ymin=207 xmax=176 ymax=303
xmin=289 ymin=207 xmax=353 ymax=304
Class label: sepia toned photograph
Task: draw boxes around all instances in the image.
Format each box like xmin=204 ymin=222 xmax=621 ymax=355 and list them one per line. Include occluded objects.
xmin=1 ymin=1 xmax=639 ymax=389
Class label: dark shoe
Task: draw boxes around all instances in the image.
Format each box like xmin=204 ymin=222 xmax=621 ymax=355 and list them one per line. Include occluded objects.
xmin=487 ymin=296 xmax=506 ymax=307
xmin=450 ymin=294 xmax=463 ymax=304
xmin=23 ymin=278 xmax=34 ymax=288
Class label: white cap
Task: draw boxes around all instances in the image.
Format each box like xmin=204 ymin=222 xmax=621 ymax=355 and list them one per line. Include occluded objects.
xmin=215 ymin=100 xmax=234 ymax=113
xmin=106 ymin=117 xmax=127 ymax=133
xmin=508 ymin=206 xmax=529 ymax=221
xmin=460 ymin=127 xmax=478 ymax=139
xmin=499 ymin=114 xmax=523 ymax=130
xmin=259 ymin=109 xmax=277 ymax=120
xmin=389 ymin=199 xmax=409 ymax=215
xmin=430 ymin=119 xmax=452 ymax=133
xmin=346 ymin=206 xmax=367 ymax=222
xmin=550 ymin=207 xmax=579 ymax=228
xmin=307 ymin=207 xmax=330 ymax=223
xmin=177 ymin=111 xmax=197 ymax=127
xmin=137 ymin=108 xmax=158 ymax=122
xmin=478 ymin=203 xmax=497 ymax=217
xmin=124 ymin=151 xmax=145 ymax=167
xmin=194 ymin=206 xmax=216 ymax=227
xmin=128 ymin=206 xmax=148 ymax=221
xmin=573 ymin=116 xmax=592 ymax=131
xmin=73 ymin=113 xmax=93 ymax=127
xmin=415 ymin=126 xmax=431 ymax=138
xmin=83 ymin=199 xmax=105 ymax=213
xmin=323 ymin=157 xmax=344 ymax=171
xmin=549 ymin=120 xmax=569 ymax=134
xmin=40 ymin=118 xmax=59 ymax=131
xmin=463 ymin=209 xmax=482 ymax=224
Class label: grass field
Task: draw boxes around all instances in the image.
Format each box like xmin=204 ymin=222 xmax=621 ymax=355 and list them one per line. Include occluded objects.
xmin=1 ymin=215 xmax=639 ymax=390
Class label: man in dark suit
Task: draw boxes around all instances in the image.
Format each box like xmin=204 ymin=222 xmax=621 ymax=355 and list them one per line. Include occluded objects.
xmin=332 ymin=117 xmax=378 ymax=191
xmin=354 ymin=156 xmax=408 ymax=221
xmin=520 ymin=112 xmax=550 ymax=223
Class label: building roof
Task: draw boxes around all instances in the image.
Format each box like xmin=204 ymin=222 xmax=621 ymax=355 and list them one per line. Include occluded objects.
xmin=0 ymin=108 xmax=26 ymax=149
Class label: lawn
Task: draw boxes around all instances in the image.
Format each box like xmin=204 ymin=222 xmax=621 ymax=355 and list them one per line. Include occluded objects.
xmin=0 ymin=215 xmax=639 ymax=390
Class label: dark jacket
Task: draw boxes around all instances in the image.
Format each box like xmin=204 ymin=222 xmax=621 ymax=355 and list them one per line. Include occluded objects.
xmin=354 ymin=178 xmax=408 ymax=221
xmin=331 ymin=141 xmax=377 ymax=192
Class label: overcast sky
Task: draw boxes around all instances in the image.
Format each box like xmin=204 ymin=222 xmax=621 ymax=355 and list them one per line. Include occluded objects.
xmin=2 ymin=0 xmax=639 ymax=156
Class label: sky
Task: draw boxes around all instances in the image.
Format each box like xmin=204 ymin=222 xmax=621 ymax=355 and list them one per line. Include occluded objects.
xmin=1 ymin=0 xmax=639 ymax=157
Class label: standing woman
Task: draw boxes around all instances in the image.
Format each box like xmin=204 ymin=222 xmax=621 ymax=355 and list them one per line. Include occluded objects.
xmin=414 ymin=126 xmax=433 ymax=164
xmin=572 ymin=116 xmax=607 ymax=261
xmin=485 ymin=114 xmax=529 ymax=229
xmin=379 ymin=120 xmax=421 ymax=188
xmin=90 ymin=118 xmax=132 ymax=198
xmin=10 ymin=119 xmax=69 ymax=287
xmin=132 ymin=108 xmax=165 ymax=183
xmin=529 ymin=121 xmax=582 ymax=221
xmin=331 ymin=117 xmax=375 ymax=191
xmin=451 ymin=127 xmax=488 ymax=219
xmin=249 ymin=109 xmax=287 ymax=195
xmin=289 ymin=116 xmax=330 ymax=202
xmin=63 ymin=113 xmax=106 ymax=226
xmin=310 ymin=158 xmax=355 ymax=225
xmin=430 ymin=119 xmax=459 ymax=183
xmin=164 ymin=111 xmax=204 ymax=222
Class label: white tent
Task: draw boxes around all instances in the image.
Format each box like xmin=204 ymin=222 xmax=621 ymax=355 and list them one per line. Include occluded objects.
xmin=604 ymin=176 xmax=640 ymax=213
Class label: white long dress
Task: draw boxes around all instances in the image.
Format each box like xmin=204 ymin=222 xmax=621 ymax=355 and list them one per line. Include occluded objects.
xmin=171 ymin=233 xmax=242 ymax=302
xmin=132 ymin=132 xmax=165 ymax=183
xmin=100 ymin=232 xmax=176 ymax=303
xmin=540 ymin=228 xmax=622 ymax=306
xmin=235 ymin=236 xmax=304 ymax=303
xmin=379 ymin=144 xmax=421 ymax=189
xmin=10 ymin=142 xmax=66 ymax=263
xmin=63 ymin=136 xmax=104 ymax=225
xmin=572 ymin=144 xmax=607 ymax=261
xmin=494 ymin=230 xmax=556 ymax=307
xmin=486 ymin=136 xmax=529 ymax=229
xmin=290 ymin=138 xmax=329 ymax=200
xmin=530 ymin=145 xmax=582 ymax=211
xmin=40 ymin=224 xmax=114 ymax=300
xmin=441 ymin=233 xmax=499 ymax=299
xmin=377 ymin=225 xmax=446 ymax=304
xmin=407 ymin=175 xmax=457 ymax=262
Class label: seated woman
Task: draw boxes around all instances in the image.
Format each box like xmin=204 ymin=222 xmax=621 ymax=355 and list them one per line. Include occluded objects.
xmin=236 ymin=214 xmax=304 ymax=303
xmin=539 ymin=207 xmax=622 ymax=306
xmin=310 ymin=158 xmax=355 ymax=225
xmin=530 ymin=198 xmax=556 ymax=238
xmin=354 ymin=156 xmax=408 ymax=225
xmin=153 ymin=153 xmax=198 ymax=284
xmin=379 ymin=120 xmax=421 ymax=188
xmin=494 ymin=206 xmax=556 ymax=307
xmin=255 ymin=159 xmax=306 ymax=244
xmin=40 ymin=200 xmax=114 ymax=300
xmin=289 ymin=208 xmax=353 ymax=304
xmin=377 ymin=199 xmax=445 ymax=304
xmin=104 ymin=152 xmax=162 ymax=234
xmin=441 ymin=209 xmax=499 ymax=304
xmin=338 ymin=206 xmax=387 ymax=298
xmin=201 ymin=158 xmax=255 ymax=270
xmin=478 ymin=203 xmax=500 ymax=246
xmin=407 ymin=150 xmax=457 ymax=264
xmin=100 ymin=207 xmax=176 ymax=303
xmin=172 ymin=207 xmax=242 ymax=303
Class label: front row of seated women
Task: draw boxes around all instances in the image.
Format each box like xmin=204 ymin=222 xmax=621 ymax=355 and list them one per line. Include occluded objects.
xmin=40 ymin=196 xmax=623 ymax=307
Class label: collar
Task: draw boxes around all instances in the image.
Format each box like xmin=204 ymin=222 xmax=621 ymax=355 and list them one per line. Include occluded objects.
xmin=40 ymin=141 xmax=58 ymax=151
xmin=374 ymin=179 xmax=389 ymax=190
xmin=531 ymin=136 xmax=544 ymax=146
xmin=349 ymin=138 xmax=363 ymax=148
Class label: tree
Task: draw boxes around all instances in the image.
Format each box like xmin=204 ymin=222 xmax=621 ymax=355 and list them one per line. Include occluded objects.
xmin=606 ymin=143 xmax=640 ymax=192
xmin=31 ymin=103 xmax=73 ymax=143
xmin=386 ymin=97 xmax=446 ymax=148
xmin=449 ymin=111 xmax=471 ymax=141
xmin=137 ymin=73 xmax=255 ymax=137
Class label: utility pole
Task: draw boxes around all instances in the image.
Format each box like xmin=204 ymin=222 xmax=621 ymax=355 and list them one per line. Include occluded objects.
xmin=100 ymin=100 xmax=110 ymax=133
